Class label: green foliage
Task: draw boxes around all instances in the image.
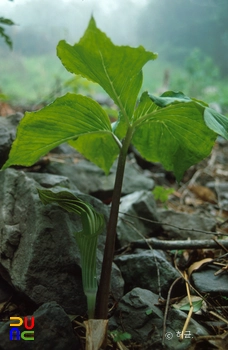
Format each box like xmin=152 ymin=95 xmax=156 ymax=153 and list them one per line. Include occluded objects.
xmin=0 ymin=17 xmax=15 ymax=49
xmin=185 ymin=48 xmax=220 ymax=82
xmin=0 ymin=54 xmax=69 ymax=104
xmin=38 ymin=188 xmax=104 ymax=319
xmin=57 ymin=17 xmax=157 ymax=119
xmin=2 ymin=16 xmax=228 ymax=181
xmin=145 ymin=309 xmax=153 ymax=316
xmin=110 ymin=330 xmax=131 ymax=342
xmin=63 ymin=75 xmax=95 ymax=95
xmin=185 ymin=48 xmax=220 ymax=96
xmin=137 ymin=0 xmax=228 ymax=76
xmin=178 ymin=300 xmax=203 ymax=313
xmin=0 ymin=93 xmax=9 ymax=101
xmin=2 ymin=16 xmax=228 ymax=320
xmin=153 ymin=186 xmax=175 ymax=203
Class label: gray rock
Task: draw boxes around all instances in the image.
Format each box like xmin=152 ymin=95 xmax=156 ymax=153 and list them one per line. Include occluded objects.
xmin=164 ymin=308 xmax=209 ymax=350
xmin=25 ymin=172 xmax=70 ymax=189
xmin=0 ymin=169 xmax=123 ymax=314
xmin=0 ymin=301 xmax=79 ymax=349
xmin=114 ymin=250 xmax=179 ymax=296
xmin=111 ymin=287 xmax=163 ymax=345
xmin=191 ymin=265 xmax=228 ymax=295
xmin=0 ymin=276 xmax=14 ymax=302
xmin=44 ymin=159 xmax=154 ymax=198
xmin=112 ymin=288 xmax=208 ymax=350
xmin=158 ymin=209 xmax=216 ymax=240
xmin=97 ymin=258 xmax=124 ymax=302
xmin=44 ymin=159 xmax=104 ymax=194
xmin=117 ymin=190 xmax=161 ymax=246
xmin=207 ymin=181 xmax=228 ymax=210
xmin=51 ymin=143 xmax=80 ymax=155
xmin=110 ymin=262 xmax=124 ymax=301
xmin=207 ymin=181 xmax=228 ymax=196
xmin=93 ymin=92 xmax=113 ymax=106
xmin=0 ymin=113 xmax=23 ymax=168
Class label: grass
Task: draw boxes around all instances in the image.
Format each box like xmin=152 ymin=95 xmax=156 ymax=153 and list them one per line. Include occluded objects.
xmin=0 ymin=51 xmax=228 ymax=115
xmin=0 ymin=51 xmax=70 ymax=105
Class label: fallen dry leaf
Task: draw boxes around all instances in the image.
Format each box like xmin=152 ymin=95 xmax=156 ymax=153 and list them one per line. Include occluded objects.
xmin=188 ymin=184 xmax=217 ymax=204
xmin=188 ymin=258 xmax=213 ymax=277
xmin=84 ymin=319 xmax=108 ymax=350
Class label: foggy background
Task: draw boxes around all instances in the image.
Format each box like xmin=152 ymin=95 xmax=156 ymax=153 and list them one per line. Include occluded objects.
xmin=0 ymin=0 xmax=228 ymax=107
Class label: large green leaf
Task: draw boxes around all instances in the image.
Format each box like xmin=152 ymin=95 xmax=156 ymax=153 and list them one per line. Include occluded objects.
xmin=68 ymin=132 xmax=119 ymax=173
xmin=149 ymin=90 xmax=228 ymax=140
xmin=2 ymin=93 xmax=118 ymax=173
xmin=149 ymin=91 xmax=208 ymax=108
xmin=57 ymin=17 xmax=157 ymax=119
xmin=133 ymin=91 xmax=158 ymax=122
xmin=204 ymin=107 xmax=228 ymax=140
xmin=132 ymin=93 xmax=217 ymax=181
xmin=149 ymin=91 xmax=192 ymax=107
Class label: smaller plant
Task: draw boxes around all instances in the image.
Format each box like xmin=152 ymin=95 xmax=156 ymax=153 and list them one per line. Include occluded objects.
xmin=177 ymin=299 xmax=203 ymax=313
xmin=109 ymin=330 xmax=131 ymax=343
xmin=153 ymin=186 xmax=175 ymax=207
xmin=64 ymin=75 xmax=95 ymax=96
xmin=38 ymin=189 xmax=104 ymax=319
xmin=145 ymin=309 xmax=153 ymax=316
xmin=0 ymin=92 xmax=9 ymax=101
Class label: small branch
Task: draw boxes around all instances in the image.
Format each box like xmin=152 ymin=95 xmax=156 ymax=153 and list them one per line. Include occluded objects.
xmin=162 ymin=276 xmax=182 ymax=346
xmin=180 ymin=271 xmax=193 ymax=341
xmin=120 ymin=211 xmax=217 ymax=236
xmin=129 ymin=238 xmax=228 ymax=251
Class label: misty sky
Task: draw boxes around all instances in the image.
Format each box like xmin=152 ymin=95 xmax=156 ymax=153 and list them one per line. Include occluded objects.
xmin=1 ymin=0 xmax=227 ymax=104
xmin=0 ymin=0 xmax=149 ymax=46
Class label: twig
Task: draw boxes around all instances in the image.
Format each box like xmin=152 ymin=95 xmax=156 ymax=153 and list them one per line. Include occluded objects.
xmin=209 ymin=310 xmax=228 ymax=325
xmin=213 ymin=237 xmax=228 ymax=252
xmin=119 ymin=211 xmax=216 ymax=236
xmin=123 ymin=219 xmax=163 ymax=300
xmin=180 ymin=271 xmax=193 ymax=341
xmin=129 ymin=238 xmax=228 ymax=251
xmin=162 ymin=277 xmax=182 ymax=346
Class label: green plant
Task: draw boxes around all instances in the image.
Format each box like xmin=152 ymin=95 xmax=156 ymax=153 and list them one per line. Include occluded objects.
xmin=153 ymin=186 xmax=175 ymax=207
xmin=0 ymin=17 xmax=15 ymax=49
xmin=37 ymin=189 xmax=104 ymax=319
xmin=109 ymin=330 xmax=131 ymax=342
xmin=2 ymin=17 xmax=228 ymax=323
xmin=185 ymin=48 xmax=220 ymax=96
xmin=0 ymin=92 xmax=9 ymax=101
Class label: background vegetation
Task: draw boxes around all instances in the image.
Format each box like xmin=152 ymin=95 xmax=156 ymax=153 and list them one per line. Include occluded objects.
xmin=0 ymin=0 xmax=228 ymax=114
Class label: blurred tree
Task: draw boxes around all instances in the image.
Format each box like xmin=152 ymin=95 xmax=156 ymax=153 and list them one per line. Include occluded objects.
xmin=185 ymin=48 xmax=220 ymax=95
xmin=137 ymin=0 xmax=228 ymax=76
xmin=0 ymin=17 xmax=15 ymax=49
